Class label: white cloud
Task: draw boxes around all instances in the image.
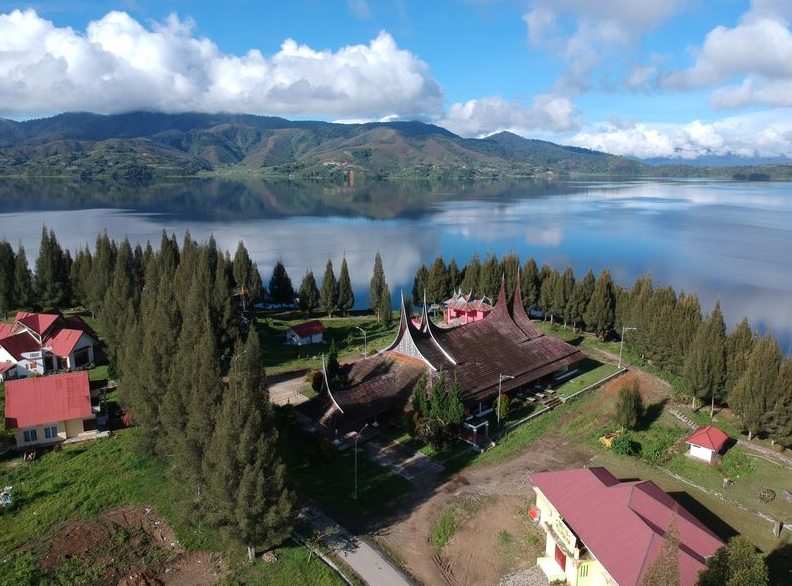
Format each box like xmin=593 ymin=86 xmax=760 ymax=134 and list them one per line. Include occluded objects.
xmin=0 ymin=9 xmax=442 ymax=119
xmin=347 ymin=0 xmax=371 ymax=20
xmin=439 ymin=94 xmax=580 ymax=137
xmin=523 ymin=0 xmax=683 ymax=94
xmin=663 ymin=1 xmax=792 ymax=109
xmin=568 ymin=113 xmax=792 ymax=159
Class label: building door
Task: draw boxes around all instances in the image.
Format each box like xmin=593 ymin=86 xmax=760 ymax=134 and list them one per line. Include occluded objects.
xmin=554 ymin=544 xmax=566 ymax=572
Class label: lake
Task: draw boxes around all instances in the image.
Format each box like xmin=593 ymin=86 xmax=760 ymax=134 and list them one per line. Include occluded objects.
xmin=0 ymin=177 xmax=790 ymax=352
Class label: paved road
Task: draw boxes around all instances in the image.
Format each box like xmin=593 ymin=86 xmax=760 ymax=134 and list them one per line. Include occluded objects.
xmin=299 ymin=506 xmax=416 ymax=586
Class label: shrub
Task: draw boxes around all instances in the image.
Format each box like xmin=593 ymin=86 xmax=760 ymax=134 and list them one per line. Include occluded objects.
xmin=611 ymin=434 xmax=634 ymax=455
xmin=495 ymin=395 xmax=510 ymax=421
xmin=639 ymin=428 xmax=681 ymax=464
xmin=614 ymin=380 xmax=643 ymax=431
xmin=431 ymin=508 xmax=457 ymax=550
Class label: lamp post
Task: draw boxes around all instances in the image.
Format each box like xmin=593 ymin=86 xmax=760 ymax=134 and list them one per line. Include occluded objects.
xmin=497 ymin=374 xmax=515 ymax=427
xmin=353 ymin=422 xmax=369 ymax=500
xmin=619 ymin=326 xmax=637 ymax=369
xmin=353 ymin=326 xmax=367 ymax=357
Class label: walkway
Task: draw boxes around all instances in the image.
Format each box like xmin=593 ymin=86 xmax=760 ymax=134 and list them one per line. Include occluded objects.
xmin=359 ymin=435 xmax=444 ymax=486
xmin=299 ymin=506 xmax=416 ymax=586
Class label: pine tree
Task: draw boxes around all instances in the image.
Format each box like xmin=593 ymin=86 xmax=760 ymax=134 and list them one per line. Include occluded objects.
xmin=614 ymin=380 xmax=643 ymax=431
xmin=87 ymin=231 xmax=116 ymax=315
xmin=444 ymin=376 xmax=465 ymax=432
xmin=521 ymin=258 xmax=540 ymax=310
xmin=427 ymin=256 xmax=449 ymax=304
xmin=585 ymin=269 xmax=615 ymax=339
xmin=369 ymin=252 xmax=386 ymax=317
xmin=320 ymin=259 xmax=338 ymax=317
xmin=639 ymin=515 xmax=680 ymax=586
xmin=70 ymin=246 xmax=93 ymax=307
xmin=730 ymin=335 xmax=782 ymax=440
xmin=625 ymin=274 xmax=654 ymax=357
xmin=683 ymin=302 xmax=726 ymax=414
xmin=34 ymin=227 xmax=71 ymax=308
xmin=648 ymin=286 xmax=678 ymax=370
xmin=326 ymin=340 xmax=340 ymax=380
xmin=697 ymin=536 xmax=768 ymax=586
xmin=672 ymin=293 xmax=702 ymax=376
xmin=337 ymin=257 xmax=354 ymax=316
xmin=13 ymin=244 xmax=33 ymax=309
xmin=567 ymin=268 xmax=594 ymax=331
xmin=412 ymin=374 xmax=429 ymax=417
xmin=554 ymin=266 xmax=575 ymax=327
xmin=380 ymin=283 xmax=393 ymax=328
xmin=101 ymin=238 xmax=139 ymax=351
xmin=268 ymin=259 xmax=294 ymax=305
xmin=447 ymin=257 xmax=460 ymax=292
xmin=298 ymin=270 xmax=320 ymax=313
xmin=725 ymin=318 xmax=755 ymax=404
xmin=248 ymin=263 xmax=264 ymax=305
xmin=500 ymin=253 xmax=520 ymax=299
xmin=211 ymin=252 xmax=240 ymax=361
xmin=0 ymin=240 xmax=16 ymax=317
xmin=461 ymin=253 xmax=481 ymax=296
xmin=479 ymin=253 xmax=500 ymax=299
xmin=412 ymin=263 xmax=428 ymax=307
xmin=203 ymin=335 xmax=295 ymax=560
xmin=232 ymin=241 xmax=253 ymax=290
xmin=769 ymin=360 xmax=792 ymax=448
xmin=539 ymin=269 xmax=558 ymax=321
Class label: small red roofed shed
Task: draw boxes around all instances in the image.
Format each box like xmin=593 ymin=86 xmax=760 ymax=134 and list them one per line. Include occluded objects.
xmin=286 ymin=320 xmax=325 ymax=346
xmin=685 ymin=426 xmax=732 ymax=463
xmin=4 ymin=371 xmax=93 ymax=446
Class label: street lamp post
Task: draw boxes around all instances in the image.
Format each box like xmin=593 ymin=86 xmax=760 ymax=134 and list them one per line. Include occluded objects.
xmin=353 ymin=423 xmax=370 ymax=500
xmin=619 ymin=326 xmax=637 ymax=369
xmin=353 ymin=326 xmax=367 ymax=357
xmin=497 ymin=373 xmax=515 ymax=428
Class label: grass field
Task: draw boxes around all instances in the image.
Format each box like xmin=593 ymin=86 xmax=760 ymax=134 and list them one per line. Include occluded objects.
xmin=0 ymin=429 xmax=348 ymax=586
xmin=255 ymin=309 xmax=398 ymax=375
xmin=555 ymin=359 xmax=621 ymax=398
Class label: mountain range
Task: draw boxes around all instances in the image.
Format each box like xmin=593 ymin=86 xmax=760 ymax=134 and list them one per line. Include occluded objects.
xmin=0 ymin=112 xmax=790 ymax=181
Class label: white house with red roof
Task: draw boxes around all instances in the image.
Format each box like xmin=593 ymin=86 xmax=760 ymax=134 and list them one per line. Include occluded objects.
xmin=529 ymin=467 xmax=724 ymax=586
xmin=285 ymin=320 xmax=325 ymax=346
xmin=685 ymin=426 xmax=732 ymax=464
xmin=4 ymin=371 xmax=97 ymax=447
xmin=0 ymin=311 xmax=97 ymax=381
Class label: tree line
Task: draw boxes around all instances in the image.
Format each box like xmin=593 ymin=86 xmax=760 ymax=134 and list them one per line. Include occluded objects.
xmin=411 ymin=252 xmax=792 ymax=447
xmin=0 ymin=228 xmax=295 ymax=561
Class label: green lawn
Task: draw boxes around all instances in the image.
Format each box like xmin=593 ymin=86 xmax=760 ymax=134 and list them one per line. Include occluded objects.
xmin=555 ymin=359 xmax=621 ymax=398
xmin=255 ymin=310 xmax=398 ymax=375
xmin=220 ymin=542 xmax=349 ymax=586
xmin=278 ymin=415 xmax=412 ymax=527
xmin=381 ymin=428 xmax=468 ymax=463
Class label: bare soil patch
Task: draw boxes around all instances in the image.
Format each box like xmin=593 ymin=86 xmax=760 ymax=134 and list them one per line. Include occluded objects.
xmin=38 ymin=505 xmax=226 ymax=586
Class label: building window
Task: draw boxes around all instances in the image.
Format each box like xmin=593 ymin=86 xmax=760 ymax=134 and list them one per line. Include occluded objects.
xmin=44 ymin=424 xmax=59 ymax=439
xmin=579 ymin=565 xmax=589 ymax=578
xmin=23 ymin=428 xmax=38 ymax=443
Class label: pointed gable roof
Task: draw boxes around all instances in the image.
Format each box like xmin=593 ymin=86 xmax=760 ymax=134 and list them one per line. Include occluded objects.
xmin=510 ymin=271 xmax=543 ymax=339
xmin=14 ymin=311 xmax=61 ymax=337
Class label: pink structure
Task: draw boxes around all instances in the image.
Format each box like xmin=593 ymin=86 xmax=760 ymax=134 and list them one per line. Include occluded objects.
xmin=444 ymin=289 xmax=494 ymax=325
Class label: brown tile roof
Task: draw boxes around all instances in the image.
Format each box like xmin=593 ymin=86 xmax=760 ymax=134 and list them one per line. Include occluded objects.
xmin=318 ymin=277 xmax=584 ymax=426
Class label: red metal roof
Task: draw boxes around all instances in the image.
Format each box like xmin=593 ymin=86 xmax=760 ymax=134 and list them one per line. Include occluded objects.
xmin=289 ymin=320 xmax=325 ymax=338
xmin=530 ymin=468 xmax=723 ymax=586
xmin=45 ymin=329 xmax=87 ymax=357
xmin=0 ymin=324 xmax=13 ymax=338
xmin=15 ymin=312 xmax=60 ymax=336
xmin=0 ymin=361 xmax=15 ymax=374
xmin=685 ymin=426 xmax=731 ymax=452
xmin=4 ymin=371 xmax=92 ymax=429
xmin=0 ymin=332 xmax=41 ymax=360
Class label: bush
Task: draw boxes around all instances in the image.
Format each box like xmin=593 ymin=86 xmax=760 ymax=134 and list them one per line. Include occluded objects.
xmin=638 ymin=427 xmax=682 ymax=464
xmin=415 ymin=417 xmax=446 ymax=451
xmin=611 ymin=434 xmax=634 ymax=455
xmin=495 ymin=395 xmax=510 ymax=421
xmin=722 ymin=450 xmax=756 ymax=479
xmin=614 ymin=380 xmax=643 ymax=431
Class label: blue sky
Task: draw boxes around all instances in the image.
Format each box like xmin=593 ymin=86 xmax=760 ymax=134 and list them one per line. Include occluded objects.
xmin=1 ymin=0 xmax=791 ymax=159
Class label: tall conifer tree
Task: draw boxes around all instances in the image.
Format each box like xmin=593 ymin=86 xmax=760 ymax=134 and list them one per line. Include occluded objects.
xmin=683 ymin=302 xmax=727 ymax=414
xmin=13 ymin=244 xmax=33 ymax=309
xmin=447 ymin=257 xmax=460 ymax=292
xmin=427 ymin=256 xmax=449 ymax=304
xmin=412 ymin=263 xmax=428 ymax=307
xmin=478 ymin=253 xmax=500 ymax=299
xmin=337 ymin=257 xmax=354 ymax=316
xmin=461 ymin=253 xmax=481 ymax=296
xmin=268 ymin=259 xmax=294 ymax=305
xmin=369 ymin=252 xmax=386 ymax=318
xmin=584 ymin=269 xmax=616 ymax=339
xmin=0 ymin=240 xmax=15 ymax=317
xmin=500 ymin=253 xmax=520 ymax=299
xmin=769 ymin=360 xmax=792 ymax=448
xmin=203 ymin=334 xmax=295 ymax=560
xmin=521 ymin=258 xmax=540 ymax=310
xmin=725 ymin=318 xmax=755 ymax=404
xmin=320 ymin=259 xmax=338 ymax=317
xmin=731 ymin=335 xmax=782 ymax=440
xmin=298 ymin=270 xmax=320 ymax=313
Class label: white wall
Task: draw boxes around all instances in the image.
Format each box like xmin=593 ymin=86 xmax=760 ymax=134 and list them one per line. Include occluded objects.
xmin=689 ymin=444 xmax=714 ymax=463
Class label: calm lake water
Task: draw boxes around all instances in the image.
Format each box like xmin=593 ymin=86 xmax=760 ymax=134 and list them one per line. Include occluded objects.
xmin=0 ymin=177 xmax=790 ymax=352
